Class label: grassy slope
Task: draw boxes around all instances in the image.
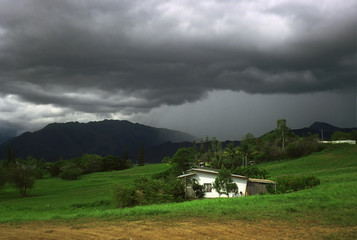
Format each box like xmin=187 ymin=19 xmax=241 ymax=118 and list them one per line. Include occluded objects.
xmin=0 ymin=145 xmax=356 ymax=226
xmin=0 ymin=164 xmax=170 ymax=222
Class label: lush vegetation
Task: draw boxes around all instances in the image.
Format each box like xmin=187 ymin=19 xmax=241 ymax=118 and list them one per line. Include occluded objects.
xmin=0 ymin=155 xmax=39 ymax=196
xmin=113 ymin=176 xmax=185 ymax=208
xmin=269 ymin=175 xmax=320 ymax=194
xmin=0 ymin=164 xmax=170 ymax=222
xmin=331 ymin=130 xmax=357 ymax=141
xmin=0 ymin=144 xmax=356 ymax=228
xmin=51 ymin=154 xmax=133 ymax=180
xmin=162 ymin=119 xmax=326 ymax=178
xmin=0 ymin=150 xmax=134 ymax=196
xmin=213 ymin=168 xmax=238 ymax=197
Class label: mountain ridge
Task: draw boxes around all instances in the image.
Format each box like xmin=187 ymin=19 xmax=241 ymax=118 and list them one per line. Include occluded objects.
xmin=0 ymin=120 xmax=355 ymax=163
xmin=292 ymin=121 xmax=356 ymax=140
xmin=0 ymin=119 xmax=198 ymax=162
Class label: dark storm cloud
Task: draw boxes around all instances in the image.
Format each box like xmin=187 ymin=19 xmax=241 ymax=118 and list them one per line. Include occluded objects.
xmin=0 ymin=0 xmax=356 ymax=114
xmin=0 ymin=120 xmax=18 ymax=142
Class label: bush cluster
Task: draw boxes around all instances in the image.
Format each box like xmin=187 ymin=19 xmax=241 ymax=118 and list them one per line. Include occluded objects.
xmin=192 ymin=182 xmax=205 ymax=198
xmin=113 ymin=176 xmax=185 ymax=208
xmin=0 ymin=157 xmax=40 ymax=196
xmin=269 ymin=175 xmax=320 ymax=194
xmin=286 ymin=137 xmax=324 ymax=159
xmin=232 ymin=165 xmax=268 ymax=179
xmin=59 ymin=167 xmax=83 ymax=180
xmin=48 ymin=154 xmax=133 ymax=180
xmin=256 ymin=133 xmax=325 ymax=162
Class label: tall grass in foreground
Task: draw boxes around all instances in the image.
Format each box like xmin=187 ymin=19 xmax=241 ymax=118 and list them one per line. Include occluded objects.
xmin=0 ymin=145 xmax=356 ymax=226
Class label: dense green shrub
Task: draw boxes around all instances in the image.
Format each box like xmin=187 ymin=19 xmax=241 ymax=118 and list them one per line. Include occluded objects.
xmin=113 ymin=176 xmax=185 ymax=208
xmin=134 ymin=177 xmax=185 ymax=204
xmin=213 ymin=168 xmax=238 ymax=197
xmin=266 ymin=183 xmax=276 ymax=194
xmin=102 ymin=155 xmax=131 ymax=171
xmin=163 ymin=178 xmax=185 ymax=201
xmin=192 ymin=182 xmax=205 ymax=198
xmin=165 ymin=148 xmax=196 ymax=176
xmin=59 ymin=168 xmax=83 ymax=180
xmin=50 ymin=154 xmax=133 ymax=179
xmin=286 ymin=135 xmax=324 ymax=159
xmin=232 ymin=165 xmax=268 ymax=179
xmin=0 ymin=165 xmax=7 ymax=190
xmin=59 ymin=162 xmax=83 ymax=180
xmin=331 ymin=131 xmax=351 ymax=140
xmin=260 ymin=144 xmax=286 ymax=162
xmin=285 ymin=142 xmax=301 ymax=158
xmin=274 ymin=175 xmax=320 ymax=194
xmin=80 ymin=154 xmax=103 ymax=174
xmin=47 ymin=161 xmax=62 ymax=177
xmin=151 ymin=167 xmax=176 ymax=180
xmin=113 ymin=184 xmax=137 ymax=208
xmin=6 ymin=160 xmax=36 ymax=196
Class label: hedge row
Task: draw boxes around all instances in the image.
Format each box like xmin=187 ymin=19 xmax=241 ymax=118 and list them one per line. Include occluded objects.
xmin=113 ymin=177 xmax=185 ymax=208
xmin=267 ymin=175 xmax=320 ymax=194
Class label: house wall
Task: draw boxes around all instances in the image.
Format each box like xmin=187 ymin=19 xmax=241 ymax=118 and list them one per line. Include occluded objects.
xmin=190 ymin=172 xmax=247 ymax=198
xmin=246 ymin=182 xmax=269 ymax=195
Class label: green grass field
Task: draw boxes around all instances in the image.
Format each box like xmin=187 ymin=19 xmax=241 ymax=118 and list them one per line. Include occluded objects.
xmin=1 ymin=145 xmax=357 ymax=226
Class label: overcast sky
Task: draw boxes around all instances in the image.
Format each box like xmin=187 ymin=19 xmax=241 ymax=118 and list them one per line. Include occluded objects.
xmin=0 ymin=0 xmax=356 ymax=140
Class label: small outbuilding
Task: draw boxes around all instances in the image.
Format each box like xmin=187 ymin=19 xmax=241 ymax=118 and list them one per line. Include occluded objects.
xmin=177 ymin=168 xmax=275 ymax=198
xmin=246 ymin=178 xmax=276 ymax=195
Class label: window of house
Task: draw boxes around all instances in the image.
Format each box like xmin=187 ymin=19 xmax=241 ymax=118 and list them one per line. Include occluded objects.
xmin=204 ymin=183 xmax=212 ymax=192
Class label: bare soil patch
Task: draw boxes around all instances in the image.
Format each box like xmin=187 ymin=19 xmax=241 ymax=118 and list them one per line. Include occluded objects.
xmin=0 ymin=218 xmax=356 ymax=240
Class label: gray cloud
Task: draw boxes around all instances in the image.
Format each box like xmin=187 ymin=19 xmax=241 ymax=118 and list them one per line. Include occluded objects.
xmin=0 ymin=0 xmax=356 ymax=136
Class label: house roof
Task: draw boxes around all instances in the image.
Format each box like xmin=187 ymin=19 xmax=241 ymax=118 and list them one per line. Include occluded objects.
xmin=248 ymin=178 xmax=275 ymax=184
xmin=177 ymin=168 xmax=275 ymax=183
xmin=186 ymin=168 xmax=249 ymax=180
xmin=177 ymin=173 xmax=196 ymax=179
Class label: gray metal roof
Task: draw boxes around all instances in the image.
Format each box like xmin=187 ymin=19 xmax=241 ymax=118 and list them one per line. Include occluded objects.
xmin=177 ymin=173 xmax=196 ymax=179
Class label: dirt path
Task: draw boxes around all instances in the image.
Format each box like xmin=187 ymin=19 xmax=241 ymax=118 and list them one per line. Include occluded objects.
xmin=1 ymin=218 xmax=356 ymax=240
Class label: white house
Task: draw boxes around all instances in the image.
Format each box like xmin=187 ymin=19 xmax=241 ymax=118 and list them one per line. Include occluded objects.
xmin=177 ymin=168 xmax=248 ymax=198
xmin=177 ymin=168 xmax=275 ymax=198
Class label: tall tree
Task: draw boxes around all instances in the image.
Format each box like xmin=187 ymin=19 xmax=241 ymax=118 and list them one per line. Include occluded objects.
xmin=5 ymin=145 xmax=15 ymax=167
xmin=138 ymin=144 xmax=145 ymax=166
xmin=192 ymin=141 xmax=197 ymax=153
xmin=222 ymin=143 xmax=240 ymax=170
xmin=210 ymin=137 xmax=217 ymax=153
xmin=123 ymin=145 xmax=129 ymax=161
xmin=213 ymin=168 xmax=238 ymax=197
xmin=276 ymin=119 xmax=289 ymax=149
xmin=199 ymin=138 xmax=205 ymax=154
xmin=0 ymin=164 xmax=6 ymax=190
xmin=240 ymin=133 xmax=255 ymax=167
xmin=331 ymin=131 xmax=350 ymax=141
xmin=169 ymin=148 xmax=196 ymax=175
xmin=7 ymin=159 xmax=35 ymax=196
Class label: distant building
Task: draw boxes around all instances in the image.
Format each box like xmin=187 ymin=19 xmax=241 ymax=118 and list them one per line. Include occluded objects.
xmin=319 ymin=140 xmax=356 ymax=144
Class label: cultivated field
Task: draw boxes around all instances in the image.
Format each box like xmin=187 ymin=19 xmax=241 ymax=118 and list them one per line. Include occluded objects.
xmin=1 ymin=145 xmax=357 ymax=239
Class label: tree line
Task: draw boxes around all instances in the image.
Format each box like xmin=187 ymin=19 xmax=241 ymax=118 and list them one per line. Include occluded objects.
xmin=0 ymin=144 xmax=147 ymax=196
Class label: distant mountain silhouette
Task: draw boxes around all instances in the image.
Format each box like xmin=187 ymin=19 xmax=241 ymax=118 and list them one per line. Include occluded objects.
xmin=292 ymin=122 xmax=356 ymax=140
xmin=0 ymin=120 xmax=355 ymax=163
xmin=0 ymin=120 xmax=198 ymax=162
